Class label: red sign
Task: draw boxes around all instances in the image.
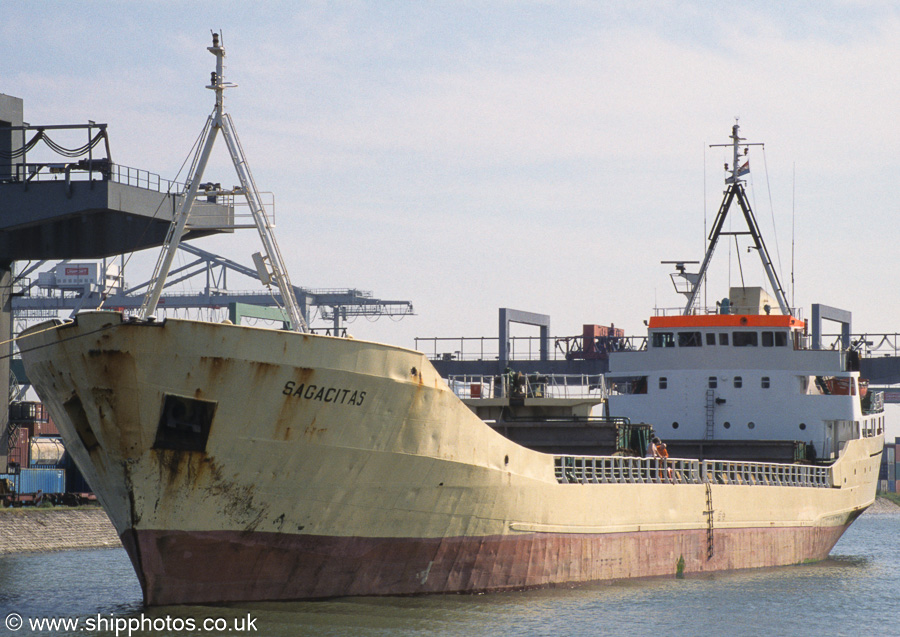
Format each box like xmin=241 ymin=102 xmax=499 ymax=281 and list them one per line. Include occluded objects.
xmin=64 ymin=267 xmax=90 ymax=276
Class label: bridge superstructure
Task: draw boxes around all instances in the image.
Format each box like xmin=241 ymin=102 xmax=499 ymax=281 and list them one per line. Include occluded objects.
xmin=418 ymin=308 xmax=900 ymax=399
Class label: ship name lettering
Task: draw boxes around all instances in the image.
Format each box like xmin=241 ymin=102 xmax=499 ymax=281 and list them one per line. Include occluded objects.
xmin=282 ymin=381 xmax=367 ymax=407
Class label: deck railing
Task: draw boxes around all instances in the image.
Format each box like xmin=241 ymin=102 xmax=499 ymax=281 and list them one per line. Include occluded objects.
xmin=448 ymin=374 xmax=606 ymax=400
xmin=414 ymin=335 xmax=645 ymax=362
xmin=554 ymin=455 xmax=831 ymax=488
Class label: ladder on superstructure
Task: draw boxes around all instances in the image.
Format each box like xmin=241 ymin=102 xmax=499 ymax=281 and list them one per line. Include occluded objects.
xmin=139 ymin=32 xmax=307 ymax=332
xmin=705 ymin=388 xmax=716 ymax=440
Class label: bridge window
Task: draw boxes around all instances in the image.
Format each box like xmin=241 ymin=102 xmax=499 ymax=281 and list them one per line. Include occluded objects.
xmin=706 ymin=333 xmax=716 ymax=346
xmin=678 ymin=331 xmax=702 ymax=347
xmin=652 ymin=332 xmax=675 ymax=348
xmin=761 ymin=331 xmax=787 ymax=347
xmin=733 ymin=331 xmax=758 ymax=347
xmin=719 ymin=333 xmax=729 ymax=346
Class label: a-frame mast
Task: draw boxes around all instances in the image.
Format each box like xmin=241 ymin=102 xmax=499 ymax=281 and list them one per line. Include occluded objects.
xmin=683 ymin=123 xmax=790 ymax=316
xmin=139 ymin=32 xmax=308 ymax=332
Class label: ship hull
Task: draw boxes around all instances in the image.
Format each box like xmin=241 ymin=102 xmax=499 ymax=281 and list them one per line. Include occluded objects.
xmin=122 ymin=522 xmax=855 ymax=606
xmin=19 ymin=312 xmax=882 ymax=606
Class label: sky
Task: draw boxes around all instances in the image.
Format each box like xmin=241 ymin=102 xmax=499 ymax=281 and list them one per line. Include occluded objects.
xmin=3 ymin=1 xmax=900 ymax=358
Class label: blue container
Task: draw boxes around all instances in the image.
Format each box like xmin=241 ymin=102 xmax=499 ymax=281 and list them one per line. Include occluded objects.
xmin=1 ymin=468 xmax=66 ymax=494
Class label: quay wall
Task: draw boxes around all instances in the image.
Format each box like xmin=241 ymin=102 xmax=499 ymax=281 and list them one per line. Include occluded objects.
xmin=0 ymin=507 xmax=120 ymax=554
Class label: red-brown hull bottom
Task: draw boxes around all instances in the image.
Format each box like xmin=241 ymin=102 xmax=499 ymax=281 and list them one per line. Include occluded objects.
xmin=120 ymin=522 xmax=854 ymax=606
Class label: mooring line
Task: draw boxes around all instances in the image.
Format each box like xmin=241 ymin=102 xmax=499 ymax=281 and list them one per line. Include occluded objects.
xmin=0 ymin=320 xmax=123 ymax=362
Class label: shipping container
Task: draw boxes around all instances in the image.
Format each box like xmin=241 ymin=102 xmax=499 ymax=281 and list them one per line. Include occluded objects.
xmin=41 ymin=414 xmax=59 ymax=436
xmin=27 ymin=419 xmax=59 ymax=437
xmin=29 ymin=437 xmax=66 ymax=466
xmin=0 ymin=468 xmax=65 ymax=495
xmin=6 ymin=426 xmax=29 ymax=469
xmin=9 ymin=401 xmax=49 ymax=423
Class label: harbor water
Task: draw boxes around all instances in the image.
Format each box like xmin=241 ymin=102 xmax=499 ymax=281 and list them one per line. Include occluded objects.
xmin=1 ymin=511 xmax=898 ymax=636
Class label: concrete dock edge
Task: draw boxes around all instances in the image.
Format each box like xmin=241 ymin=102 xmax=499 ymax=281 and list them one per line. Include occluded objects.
xmin=0 ymin=507 xmax=120 ymax=554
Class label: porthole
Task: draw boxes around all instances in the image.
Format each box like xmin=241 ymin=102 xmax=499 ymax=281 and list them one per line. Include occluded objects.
xmin=672 ymin=422 xmax=679 ymax=429
xmin=748 ymin=422 xmax=755 ymax=429
xmin=799 ymin=423 xmax=807 ymax=430
xmin=724 ymin=421 xmax=731 ymax=429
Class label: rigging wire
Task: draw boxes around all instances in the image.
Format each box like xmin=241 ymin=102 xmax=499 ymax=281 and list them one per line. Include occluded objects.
xmin=703 ymin=140 xmax=707 ymax=311
xmin=727 ymin=159 xmax=732 ymax=291
xmin=733 ymin=234 xmax=745 ymax=289
xmin=791 ymin=162 xmax=796 ymax=308
xmin=745 ymin=172 xmax=772 ymax=299
xmin=0 ymin=318 xmax=127 ymax=363
xmin=95 ymin=111 xmax=212 ymax=313
xmin=761 ymin=146 xmax=785 ymax=285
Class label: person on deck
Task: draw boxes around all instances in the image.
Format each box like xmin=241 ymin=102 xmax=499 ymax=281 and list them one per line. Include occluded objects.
xmin=650 ymin=436 xmax=663 ymax=482
xmin=657 ymin=442 xmax=673 ymax=482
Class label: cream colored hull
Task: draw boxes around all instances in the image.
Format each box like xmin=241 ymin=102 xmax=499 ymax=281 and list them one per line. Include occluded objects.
xmin=20 ymin=312 xmax=882 ymax=605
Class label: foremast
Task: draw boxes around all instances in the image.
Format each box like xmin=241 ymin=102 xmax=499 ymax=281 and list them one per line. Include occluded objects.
xmin=683 ymin=123 xmax=790 ymax=317
xmin=139 ymin=33 xmax=308 ymax=332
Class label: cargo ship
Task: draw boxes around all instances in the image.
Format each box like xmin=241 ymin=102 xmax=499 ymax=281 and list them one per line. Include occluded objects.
xmin=18 ymin=38 xmax=883 ymax=606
